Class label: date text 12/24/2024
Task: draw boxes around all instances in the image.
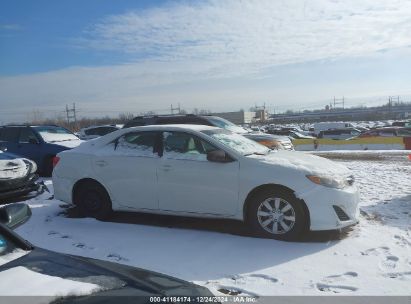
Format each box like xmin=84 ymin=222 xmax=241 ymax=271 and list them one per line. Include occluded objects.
xmin=149 ymin=296 xmax=258 ymax=303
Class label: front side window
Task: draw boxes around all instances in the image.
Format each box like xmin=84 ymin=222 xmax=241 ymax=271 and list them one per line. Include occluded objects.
xmin=202 ymin=129 xmax=269 ymax=156
xmin=163 ymin=132 xmax=217 ymax=161
xmin=113 ymin=132 xmax=159 ymax=157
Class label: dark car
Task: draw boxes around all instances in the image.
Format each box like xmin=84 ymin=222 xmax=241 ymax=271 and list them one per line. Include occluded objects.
xmin=0 ymin=125 xmax=82 ymax=176
xmin=318 ymin=128 xmax=362 ymax=140
xmin=0 ymin=204 xmax=214 ymax=302
xmin=123 ymin=114 xmax=294 ymax=150
xmin=0 ymin=150 xmax=41 ymax=203
xmin=358 ymin=127 xmax=411 ymax=138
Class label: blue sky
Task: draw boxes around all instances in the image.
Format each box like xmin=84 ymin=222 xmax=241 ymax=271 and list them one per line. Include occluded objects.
xmin=0 ymin=0 xmax=171 ymax=75
xmin=1 ymin=0 xmax=411 ymax=123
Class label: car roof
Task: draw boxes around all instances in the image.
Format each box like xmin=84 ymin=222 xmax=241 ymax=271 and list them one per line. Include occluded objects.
xmin=81 ymin=125 xmax=119 ymax=130
xmin=125 ymin=124 xmax=220 ymax=132
xmin=0 ymin=124 xmax=62 ymax=128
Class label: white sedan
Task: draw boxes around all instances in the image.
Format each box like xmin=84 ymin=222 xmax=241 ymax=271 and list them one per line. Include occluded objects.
xmin=53 ymin=125 xmax=359 ymax=241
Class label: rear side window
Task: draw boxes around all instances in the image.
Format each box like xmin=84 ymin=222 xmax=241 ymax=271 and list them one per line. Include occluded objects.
xmin=0 ymin=127 xmax=20 ymax=142
xmin=113 ymin=132 xmax=160 ymax=157
xmin=19 ymin=128 xmax=38 ymax=143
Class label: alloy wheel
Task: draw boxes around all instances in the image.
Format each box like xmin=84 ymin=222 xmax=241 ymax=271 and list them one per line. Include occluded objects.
xmin=257 ymin=197 xmax=296 ymax=234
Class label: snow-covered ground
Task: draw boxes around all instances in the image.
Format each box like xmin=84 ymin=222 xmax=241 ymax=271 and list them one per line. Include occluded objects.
xmin=13 ymin=154 xmax=411 ymax=296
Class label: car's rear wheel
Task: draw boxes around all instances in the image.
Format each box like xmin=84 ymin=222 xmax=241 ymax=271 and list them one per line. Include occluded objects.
xmin=74 ymin=181 xmax=112 ymax=220
xmin=246 ymin=188 xmax=307 ymax=241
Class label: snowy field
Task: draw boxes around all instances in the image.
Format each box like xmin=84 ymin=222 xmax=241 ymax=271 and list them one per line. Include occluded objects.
xmin=14 ymin=153 xmax=411 ymax=296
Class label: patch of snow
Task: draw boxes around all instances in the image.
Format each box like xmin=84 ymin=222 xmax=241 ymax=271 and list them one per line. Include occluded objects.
xmin=51 ymin=139 xmax=83 ymax=149
xmin=0 ymin=266 xmax=101 ymax=297
xmin=14 ymin=157 xmax=411 ymax=296
xmin=0 ymin=249 xmax=30 ymax=267
xmin=250 ymin=150 xmax=352 ymax=177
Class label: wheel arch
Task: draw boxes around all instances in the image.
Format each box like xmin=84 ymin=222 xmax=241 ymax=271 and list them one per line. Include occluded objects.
xmin=243 ymin=183 xmax=310 ymax=229
xmin=72 ymin=178 xmax=111 ymax=205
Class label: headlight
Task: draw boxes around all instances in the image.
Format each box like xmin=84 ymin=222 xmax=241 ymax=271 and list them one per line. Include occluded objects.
xmin=306 ymin=175 xmax=347 ymax=189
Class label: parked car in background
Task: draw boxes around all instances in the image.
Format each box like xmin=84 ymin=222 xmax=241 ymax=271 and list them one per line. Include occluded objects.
xmin=53 ymin=125 xmax=359 ymax=241
xmin=123 ymin=114 xmax=294 ymax=150
xmin=268 ymin=129 xmax=315 ymax=139
xmin=391 ymin=121 xmax=411 ymax=127
xmin=0 ymin=150 xmax=42 ymax=203
xmin=79 ymin=125 xmax=121 ymax=140
xmin=0 ymin=125 xmax=82 ymax=176
xmin=0 ymin=204 xmax=213 ymax=300
xmin=313 ymin=122 xmax=355 ymax=136
xmin=357 ymin=127 xmax=411 ymax=138
xmin=318 ymin=128 xmax=362 ymax=140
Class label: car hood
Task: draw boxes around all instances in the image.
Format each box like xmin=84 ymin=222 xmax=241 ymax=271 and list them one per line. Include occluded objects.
xmin=248 ymin=150 xmax=351 ymax=177
xmin=0 ymin=247 xmax=211 ymax=298
xmin=245 ymin=133 xmax=291 ymax=143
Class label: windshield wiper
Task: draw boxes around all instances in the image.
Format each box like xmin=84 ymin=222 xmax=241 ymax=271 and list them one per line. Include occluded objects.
xmin=244 ymin=151 xmax=269 ymax=156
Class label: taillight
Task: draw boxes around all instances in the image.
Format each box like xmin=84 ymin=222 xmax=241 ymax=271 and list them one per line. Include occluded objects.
xmin=52 ymin=156 xmax=60 ymax=168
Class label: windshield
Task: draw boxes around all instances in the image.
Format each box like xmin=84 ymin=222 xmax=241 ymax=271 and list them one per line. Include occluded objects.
xmin=206 ymin=117 xmax=249 ymax=134
xmin=202 ymin=129 xmax=270 ymax=156
xmin=34 ymin=126 xmax=79 ymax=143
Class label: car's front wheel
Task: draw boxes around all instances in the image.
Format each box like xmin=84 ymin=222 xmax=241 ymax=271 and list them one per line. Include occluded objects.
xmin=74 ymin=181 xmax=112 ymax=220
xmin=247 ymin=188 xmax=308 ymax=241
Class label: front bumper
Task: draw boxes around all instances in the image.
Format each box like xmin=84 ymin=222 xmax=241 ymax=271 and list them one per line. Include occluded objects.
xmin=299 ymin=184 xmax=360 ymax=231
xmin=0 ymin=174 xmax=41 ymax=202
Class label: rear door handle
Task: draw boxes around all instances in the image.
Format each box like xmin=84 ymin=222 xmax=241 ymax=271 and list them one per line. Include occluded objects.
xmin=161 ymin=164 xmax=172 ymax=171
xmin=95 ymin=160 xmax=108 ymax=167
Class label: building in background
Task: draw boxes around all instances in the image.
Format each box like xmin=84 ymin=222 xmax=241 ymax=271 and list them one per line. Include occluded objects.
xmin=211 ymin=111 xmax=256 ymax=124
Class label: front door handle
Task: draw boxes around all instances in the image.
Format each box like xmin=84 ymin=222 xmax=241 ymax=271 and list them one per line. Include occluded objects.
xmin=95 ymin=160 xmax=108 ymax=167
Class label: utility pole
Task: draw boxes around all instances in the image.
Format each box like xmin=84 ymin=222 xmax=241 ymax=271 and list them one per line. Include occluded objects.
xmin=332 ymin=96 xmax=345 ymax=110
xmin=65 ymin=103 xmax=77 ymax=130
xmin=170 ymin=103 xmax=181 ymax=115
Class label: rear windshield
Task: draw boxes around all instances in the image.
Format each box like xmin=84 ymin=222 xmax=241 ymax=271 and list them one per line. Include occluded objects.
xmin=33 ymin=126 xmax=79 ymax=143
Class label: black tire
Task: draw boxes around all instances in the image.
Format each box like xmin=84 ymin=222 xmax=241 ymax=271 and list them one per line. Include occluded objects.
xmin=246 ymin=188 xmax=308 ymax=241
xmin=74 ymin=181 xmax=112 ymax=220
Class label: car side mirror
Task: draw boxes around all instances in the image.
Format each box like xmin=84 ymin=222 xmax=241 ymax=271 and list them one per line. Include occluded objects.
xmin=207 ymin=150 xmax=232 ymax=163
xmin=29 ymin=138 xmax=39 ymax=145
xmin=0 ymin=203 xmax=32 ymax=230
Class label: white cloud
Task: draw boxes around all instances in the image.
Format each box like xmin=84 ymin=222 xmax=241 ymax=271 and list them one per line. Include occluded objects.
xmin=80 ymin=0 xmax=411 ymax=77
xmin=1 ymin=0 xmax=411 ymax=122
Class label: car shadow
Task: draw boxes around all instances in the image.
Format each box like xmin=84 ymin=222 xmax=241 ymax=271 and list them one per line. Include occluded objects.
xmin=63 ymin=205 xmax=354 ymax=243
xmin=23 ymin=203 xmax=355 ymax=282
